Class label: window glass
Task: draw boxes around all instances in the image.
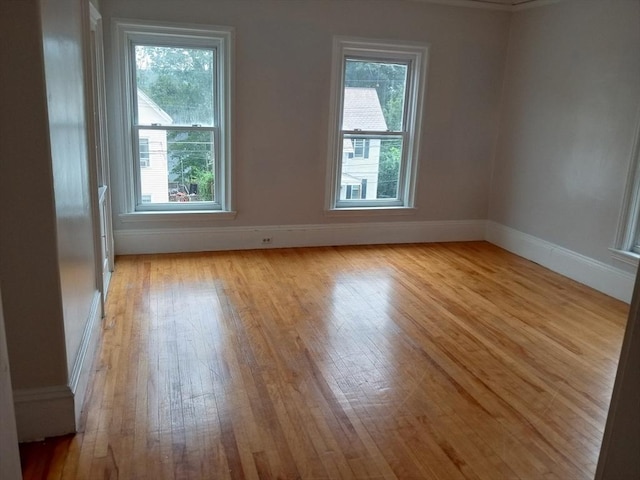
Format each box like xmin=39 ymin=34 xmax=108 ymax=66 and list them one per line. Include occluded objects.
xmin=343 ymin=59 xmax=408 ymax=132
xmin=135 ymin=46 xmax=215 ymax=126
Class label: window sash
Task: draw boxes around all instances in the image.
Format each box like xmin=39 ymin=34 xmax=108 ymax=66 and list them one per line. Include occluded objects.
xmin=337 ymin=133 xmax=406 ymax=208
xmin=132 ymin=125 xmax=219 ymax=211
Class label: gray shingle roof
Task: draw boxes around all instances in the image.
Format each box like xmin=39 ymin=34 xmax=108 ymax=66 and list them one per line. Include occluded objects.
xmin=342 ymin=87 xmax=387 ymax=131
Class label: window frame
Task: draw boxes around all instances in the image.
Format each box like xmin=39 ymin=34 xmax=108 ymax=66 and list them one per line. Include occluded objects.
xmin=114 ymin=19 xmax=234 ymax=214
xmin=613 ymin=116 xmax=640 ymax=264
xmin=325 ymin=37 xmax=429 ymax=212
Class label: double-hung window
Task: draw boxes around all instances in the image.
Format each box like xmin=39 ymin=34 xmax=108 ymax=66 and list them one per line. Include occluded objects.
xmin=327 ymin=37 xmax=428 ymax=210
xmin=613 ymin=122 xmax=640 ymax=264
xmin=115 ymin=20 xmax=233 ymax=212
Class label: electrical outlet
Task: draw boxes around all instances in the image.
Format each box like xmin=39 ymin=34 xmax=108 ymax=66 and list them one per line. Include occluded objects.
xmin=261 ymin=237 xmax=273 ymax=245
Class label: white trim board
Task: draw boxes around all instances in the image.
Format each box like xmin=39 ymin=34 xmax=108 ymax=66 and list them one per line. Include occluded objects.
xmin=13 ymin=385 xmax=74 ymax=442
xmin=13 ymin=291 xmax=103 ymax=442
xmin=486 ymin=221 xmax=635 ymax=303
xmin=69 ymin=291 xmax=102 ymax=427
xmin=115 ymin=219 xmax=635 ymax=302
xmin=114 ymin=220 xmax=487 ymax=255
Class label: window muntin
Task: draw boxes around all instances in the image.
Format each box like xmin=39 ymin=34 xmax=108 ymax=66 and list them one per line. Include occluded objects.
xmin=115 ymin=21 xmax=233 ymax=213
xmin=327 ymin=38 xmax=428 ymax=210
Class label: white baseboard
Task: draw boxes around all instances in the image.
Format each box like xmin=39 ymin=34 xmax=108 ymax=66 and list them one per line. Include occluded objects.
xmin=13 ymin=386 xmax=74 ymax=442
xmin=114 ymin=219 xmax=487 ymax=255
xmin=69 ymin=291 xmax=102 ymax=426
xmin=115 ymin=219 xmax=634 ymax=302
xmin=486 ymin=221 xmax=635 ymax=303
xmin=14 ymin=291 xmax=102 ymax=442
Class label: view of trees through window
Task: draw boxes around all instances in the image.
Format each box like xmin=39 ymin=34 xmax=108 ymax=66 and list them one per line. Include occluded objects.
xmin=344 ymin=58 xmax=408 ymax=199
xmin=135 ymin=46 xmax=216 ymax=202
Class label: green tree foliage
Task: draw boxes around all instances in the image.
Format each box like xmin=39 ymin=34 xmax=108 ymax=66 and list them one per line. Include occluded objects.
xmin=377 ymin=141 xmax=402 ymax=199
xmin=344 ymin=60 xmax=407 ymax=198
xmin=136 ymin=46 xmax=215 ymax=201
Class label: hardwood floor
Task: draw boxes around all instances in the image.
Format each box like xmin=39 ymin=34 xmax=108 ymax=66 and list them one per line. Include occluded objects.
xmin=20 ymin=242 xmax=629 ymax=479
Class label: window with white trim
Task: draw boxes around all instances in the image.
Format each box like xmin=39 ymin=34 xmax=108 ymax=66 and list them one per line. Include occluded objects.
xmin=614 ymin=122 xmax=640 ymax=262
xmin=327 ymin=37 xmax=428 ymax=210
xmin=115 ymin=21 xmax=233 ymax=212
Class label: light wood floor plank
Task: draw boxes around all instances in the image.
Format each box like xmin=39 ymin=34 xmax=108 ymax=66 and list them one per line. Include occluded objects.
xmin=20 ymin=242 xmax=628 ymax=479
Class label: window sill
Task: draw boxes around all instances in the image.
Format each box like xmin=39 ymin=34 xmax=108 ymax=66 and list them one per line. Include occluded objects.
xmin=119 ymin=210 xmax=237 ymax=223
xmin=609 ymin=248 xmax=640 ymax=267
xmin=324 ymin=207 xmax=417 ymax=217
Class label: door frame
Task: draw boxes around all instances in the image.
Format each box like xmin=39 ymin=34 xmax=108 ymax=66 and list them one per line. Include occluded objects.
xmin=84 ymin=0 xmax=114 ymax=314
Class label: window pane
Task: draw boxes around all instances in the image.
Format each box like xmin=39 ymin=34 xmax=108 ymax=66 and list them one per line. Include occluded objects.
xmin=138 ymin=128 xmax=215 ymax=203
xmin=341 ymin=136 xmax=402 ymax=200
xmin=343 ymin=59 xmax=408 ymax=132
xmin=135 ymin=46 xmax=215 ymax=126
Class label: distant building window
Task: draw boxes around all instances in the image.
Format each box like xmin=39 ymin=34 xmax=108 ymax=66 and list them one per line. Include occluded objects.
xmin=346 ymin=184 xmax=362 ymax=200
xmin=353 ymin=138 xmax=370 ymax=159
xmin=326 ymin=37 xmax=428 ymax=210
xmin=139 ymin=138 xmax=150 ymax=167
xmin=115 ymin=20 xmax=233 ymax=212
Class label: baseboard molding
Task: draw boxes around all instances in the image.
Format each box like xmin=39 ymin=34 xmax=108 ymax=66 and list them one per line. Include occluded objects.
xmin=14 ymin=291 xmax=102 ymax=442
xmin=486 ymin=221 xmax=635 ymax=303
xmin=69 ymin=290 xmax=102 ymax=426
xmin=114 ymin=219 xmax=487 ymax=255
xmin=115 ymin=219 xmax=634 ymax=301
xmin=13 ymin=385 xmax=74 ymax=442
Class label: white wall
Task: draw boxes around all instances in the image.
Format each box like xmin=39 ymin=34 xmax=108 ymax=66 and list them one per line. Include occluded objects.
xmin=0 ymin=290 xmax=21 ymax=480
xmin=41 ymin=0 xmax=100 ymax=383
xmin=489 ymin=0 xmax=640 ymax=273
xmin=103 ymin=0 xmax=510 ymax=232
xmin=0 ymin=0 xmax=68 ymax=398
xmin=0 ymin=0 xmax=101 ymax=441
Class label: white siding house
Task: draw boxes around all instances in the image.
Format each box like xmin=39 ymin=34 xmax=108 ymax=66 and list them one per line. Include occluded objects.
xmin=137 ymin=90 xmax=171 ymax=203
xmin=340 ymin=87 xmax=387 ymax=200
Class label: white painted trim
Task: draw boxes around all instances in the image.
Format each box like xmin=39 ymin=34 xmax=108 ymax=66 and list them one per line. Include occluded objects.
xmin=69 ymin=291 xmax=102 ymax=424
xmin=486 ymin=221 xmax=636 ymax=303
xmin=613 ymin=101 xmax=640 ymax=252
xmin=114 ymin=219 xmax=486 ymax=255
xmin=610 ymin=248 xmax=640 ymax=268
xmin=119 ymin=210 xmax=237 ymax=223
xmin=13 ymin=385 xmax=74 ymax=441
xmin=115 ymin=217 xmax=635 ymax=302
xmin=325 ymin=36 xmax=429 ymax=211
xmin=13 ymin=292 xmax=102 ymax=441
xmin=112 ymin=19 xmax=235 ymax=214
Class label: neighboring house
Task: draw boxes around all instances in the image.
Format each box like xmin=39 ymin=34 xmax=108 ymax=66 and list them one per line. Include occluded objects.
xmin=137 ymin=89 xmax=171 ymax=203
xmin=340 ymin=87 xmax=387 ymax=200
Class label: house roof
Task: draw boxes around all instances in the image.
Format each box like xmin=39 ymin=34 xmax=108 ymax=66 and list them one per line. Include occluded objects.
xmin=342 ymin=87 xmax=387 ymax=131
xmin=137 ymin=89 xmax=173 ymax=125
